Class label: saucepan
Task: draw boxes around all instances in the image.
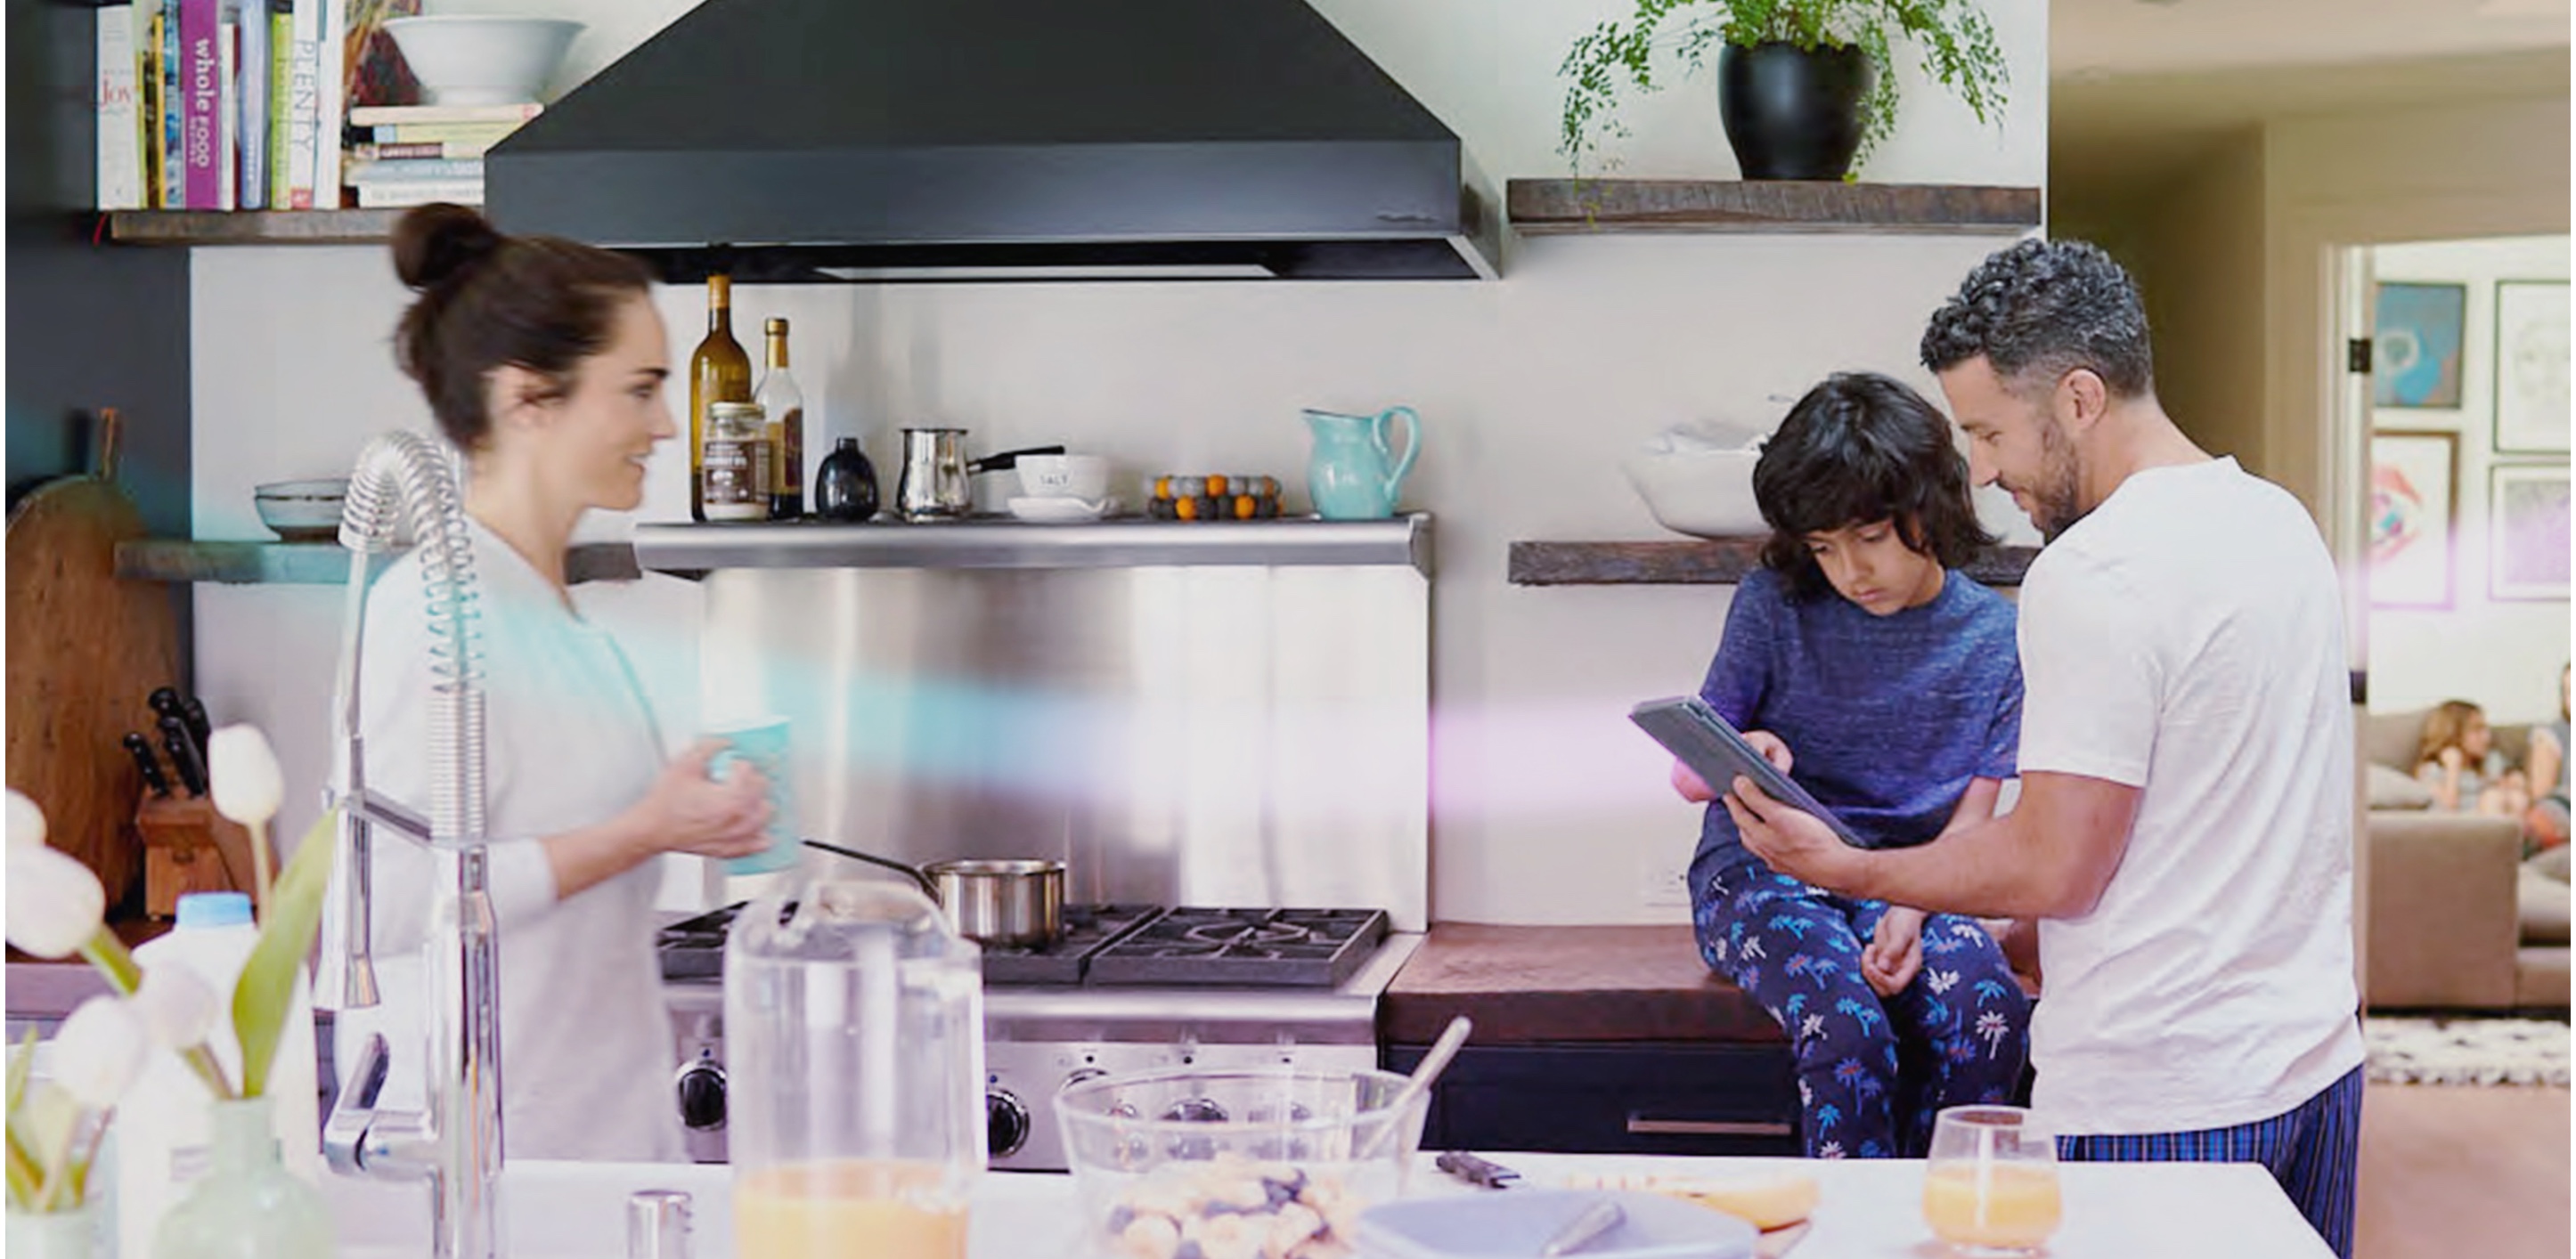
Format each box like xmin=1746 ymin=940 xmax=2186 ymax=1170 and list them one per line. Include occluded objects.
xmin=803 ymin=840 xmax=1064 ymax=947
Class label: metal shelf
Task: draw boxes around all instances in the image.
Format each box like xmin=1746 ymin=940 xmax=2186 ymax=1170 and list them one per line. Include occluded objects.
xmin=632 ymin=515 xmax=1433 ymax=577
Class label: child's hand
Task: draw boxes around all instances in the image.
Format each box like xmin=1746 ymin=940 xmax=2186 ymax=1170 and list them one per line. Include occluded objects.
xmin=1672 ymin=759 xmax=1716 ymax=802
xmin=2439 ymin=745 xmax=2466 ymax=772
xmin=1862 ymin=906 xmax=1926 ymax=997
xmin=1740 ymin=729 xmax=1795 ymax=774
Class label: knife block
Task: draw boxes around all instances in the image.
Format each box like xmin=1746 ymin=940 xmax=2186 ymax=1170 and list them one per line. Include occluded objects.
xmin=134 ymin=796 xmax=257 ymax=918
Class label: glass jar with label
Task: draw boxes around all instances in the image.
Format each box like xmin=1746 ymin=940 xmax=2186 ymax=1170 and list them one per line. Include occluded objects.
xmin=702 ymin=401 xmax=774 ymax=521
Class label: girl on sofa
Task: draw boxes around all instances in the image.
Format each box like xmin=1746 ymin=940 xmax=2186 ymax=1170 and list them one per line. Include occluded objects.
xmin=1667 ymin=371 xmax=2030 ymax=1160
xmin=2416 ymin=699 xmax=2532 ymax=819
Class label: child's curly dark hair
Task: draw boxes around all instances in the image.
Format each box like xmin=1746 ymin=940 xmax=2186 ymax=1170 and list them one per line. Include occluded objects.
xmin=1754 ymin=371 xmax=1996 ymax=603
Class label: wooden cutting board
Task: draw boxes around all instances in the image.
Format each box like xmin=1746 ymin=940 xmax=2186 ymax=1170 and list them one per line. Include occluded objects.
xmin=4 ymin=410 xmax=178 ymax=906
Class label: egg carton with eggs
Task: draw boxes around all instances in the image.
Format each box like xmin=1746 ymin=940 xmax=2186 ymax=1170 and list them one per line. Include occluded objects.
xmin=1147 ymin=474 xmax=1284 ymax=522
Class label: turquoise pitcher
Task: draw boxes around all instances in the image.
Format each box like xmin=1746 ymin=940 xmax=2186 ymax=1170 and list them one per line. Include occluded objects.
xmin=1303 ymin=405 xmax=1421 ymax=519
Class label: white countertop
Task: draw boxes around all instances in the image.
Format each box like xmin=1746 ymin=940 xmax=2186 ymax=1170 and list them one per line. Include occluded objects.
xmin=327 ymin=1150 xmax=2331 ymax=1257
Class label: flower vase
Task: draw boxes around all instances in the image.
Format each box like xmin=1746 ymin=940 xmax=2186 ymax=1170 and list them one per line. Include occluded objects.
xmin=6 ymin=1203 xmax=103 ymax=1259
xmin=151 ymin=1097 xmax=331 ymax=1259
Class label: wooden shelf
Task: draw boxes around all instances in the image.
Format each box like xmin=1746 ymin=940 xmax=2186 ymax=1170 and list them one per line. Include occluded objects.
xmin=1509 ymin=539 xmax=2037 ymax=587
xmin=117 ymin=540 xmax=641 ymax=584
xmin=1505 ymin=181 xmax=2042 ymax=236
xmin=104 ymin=209 xmax=404 ymax=246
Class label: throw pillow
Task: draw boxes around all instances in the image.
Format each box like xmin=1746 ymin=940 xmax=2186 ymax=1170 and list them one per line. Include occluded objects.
xmin=2366 ymin=762 xmax=2435 ymax=810
xmin=2520 ymin=865 xmax=2572 ymax=946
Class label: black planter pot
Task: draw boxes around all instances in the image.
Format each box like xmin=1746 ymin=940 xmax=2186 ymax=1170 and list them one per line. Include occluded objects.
xmin=1717 ymin=40 xmax=1872 ymax=181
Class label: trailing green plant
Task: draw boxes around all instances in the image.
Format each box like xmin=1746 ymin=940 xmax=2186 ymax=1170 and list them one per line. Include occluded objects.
xmin=1558 ymin=0 xmax=2009 ymax=175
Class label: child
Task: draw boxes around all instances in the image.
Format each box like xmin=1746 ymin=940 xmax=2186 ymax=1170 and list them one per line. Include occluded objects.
xmin=2416 ymin=699 xmax=2531 ymax=819
xmin=1671 ymin=371 xmax=2030 ymax=1160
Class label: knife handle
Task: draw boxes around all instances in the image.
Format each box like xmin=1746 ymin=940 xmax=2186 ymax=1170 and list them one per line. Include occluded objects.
xmin=160 ymin=718 xmax=208 ymax=796
xmin=179 ymin=697 xmax=214 ymax=751
xmin=123 ymin=732 xmax=172 ymax=798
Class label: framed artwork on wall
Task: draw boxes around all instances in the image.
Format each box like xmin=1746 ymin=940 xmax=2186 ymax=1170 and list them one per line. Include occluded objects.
xmin=2373 ymin=281 xmax=2467 ymax=409
xmin=2368 ymin=430 xmax=2458 ymax=608
xmin=2493 ymin=280 xmax=2571 ymax=454
xmin=2489 ymin=462 xmax=2572 ymax=602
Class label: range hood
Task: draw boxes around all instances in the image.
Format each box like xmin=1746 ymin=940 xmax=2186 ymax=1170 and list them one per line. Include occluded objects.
xmin=483 ymin=0 xmax=1498 ymax=283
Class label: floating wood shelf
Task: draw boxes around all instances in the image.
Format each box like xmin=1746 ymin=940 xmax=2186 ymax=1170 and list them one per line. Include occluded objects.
xmin=103 ymin=209 xmax=404 ymax=246
xmin=1506 ymin=181 xmax=2042 ymax=236
xmin=116 ymin=540 xmax=641 ymax=584
xmin=1509 ymin=539 xmax=2038 ymax=587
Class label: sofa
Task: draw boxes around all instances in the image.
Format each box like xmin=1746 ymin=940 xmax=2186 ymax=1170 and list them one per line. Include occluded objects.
xmin=2360 ymin=708 xmax=2570 ymax=1011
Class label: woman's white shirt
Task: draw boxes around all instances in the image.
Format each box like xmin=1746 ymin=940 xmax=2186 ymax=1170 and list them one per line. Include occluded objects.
xmin=337 ymin=518 xmax=684 ymax=1161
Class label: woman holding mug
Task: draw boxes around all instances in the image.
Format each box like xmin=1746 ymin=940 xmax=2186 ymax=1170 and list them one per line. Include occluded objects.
xmin=341 ymin=203 xmax=771 ymax=1159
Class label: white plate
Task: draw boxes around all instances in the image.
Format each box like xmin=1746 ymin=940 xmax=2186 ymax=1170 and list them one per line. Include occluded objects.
xmin=1007 ymin=496 xmax=1117 ymax=523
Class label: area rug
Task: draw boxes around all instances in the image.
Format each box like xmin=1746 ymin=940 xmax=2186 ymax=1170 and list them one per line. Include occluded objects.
xmin=2364 ymin=1016 xmax=2571 ymax=1085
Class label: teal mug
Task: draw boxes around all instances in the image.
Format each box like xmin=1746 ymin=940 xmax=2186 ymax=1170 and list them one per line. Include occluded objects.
xmin=1303 ymin=405 xmax=1422 ymax=519
xmin=705 ymin=716 xmax=799 ymax=875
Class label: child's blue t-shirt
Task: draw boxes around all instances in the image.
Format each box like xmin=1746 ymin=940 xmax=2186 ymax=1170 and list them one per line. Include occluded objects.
xmin=1688 ymin=566 xmax=2023 ymax=893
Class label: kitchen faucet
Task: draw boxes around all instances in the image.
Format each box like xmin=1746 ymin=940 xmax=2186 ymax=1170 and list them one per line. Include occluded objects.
xmin=313 ymin=429 xmax=505 ymax=1259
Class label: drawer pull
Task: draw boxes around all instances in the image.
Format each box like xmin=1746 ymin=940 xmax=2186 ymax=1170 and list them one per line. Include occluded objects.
xmin=1626 ymin=1115 xmax=1794 ymax=1137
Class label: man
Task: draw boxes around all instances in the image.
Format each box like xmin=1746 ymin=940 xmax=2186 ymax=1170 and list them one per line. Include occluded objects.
xmin=1730 ymin=239 xmax=2366 ymax=1258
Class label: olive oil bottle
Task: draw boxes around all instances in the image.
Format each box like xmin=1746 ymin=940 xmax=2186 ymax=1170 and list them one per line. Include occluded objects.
xmin=688 ymin=274 xmax=753 ymax=522
xmin=754 ymin=317 xmax=806 ymax=518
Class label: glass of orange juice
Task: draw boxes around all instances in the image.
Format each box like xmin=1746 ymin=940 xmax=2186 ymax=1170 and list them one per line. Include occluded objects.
xmin=1921 ymin=1105 xmax=2061 ymax=1257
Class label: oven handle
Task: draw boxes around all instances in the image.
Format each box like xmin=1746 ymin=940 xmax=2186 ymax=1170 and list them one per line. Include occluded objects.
xmin=1624 ymin=1113 xmax=1795 ymax=1137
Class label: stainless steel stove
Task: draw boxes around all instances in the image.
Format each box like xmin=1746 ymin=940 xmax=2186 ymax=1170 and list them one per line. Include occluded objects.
xmin=658 ymin=904 xmax=1421 ymax=1170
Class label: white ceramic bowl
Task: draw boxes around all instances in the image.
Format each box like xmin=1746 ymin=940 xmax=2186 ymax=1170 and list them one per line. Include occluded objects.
xmin=253 ymin=478 xmax=348 ymax=543
xmin=384 ymin=16 xmax=583 ymax=108
xmin=1015 ymin=454 xmax=1112 ymax=501
xmin=1623 ymin=446 xmax=1766 ymax=538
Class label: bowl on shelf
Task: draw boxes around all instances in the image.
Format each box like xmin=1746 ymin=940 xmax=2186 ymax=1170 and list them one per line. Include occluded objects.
xmin=383 ymin=16 xmax=583 ymax=107
xmin=1055 ymin=1066 xmax=1427 ymax=1259
xmin=1622 ymin=421 xmax=1768 ymax=540
xmin=252 ymin=479 xmax=347 ymax=543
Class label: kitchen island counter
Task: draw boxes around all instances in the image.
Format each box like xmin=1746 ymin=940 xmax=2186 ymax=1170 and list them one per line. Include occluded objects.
xmin=1381 ymin=922 xmax=1781 ymax=1046
xmin=325 ymin=1150 xmax=2330 ymax=1257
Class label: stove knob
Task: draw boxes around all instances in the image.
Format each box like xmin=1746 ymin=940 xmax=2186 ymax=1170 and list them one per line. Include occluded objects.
xmin=1161 ymin=1097 xmax=1228 ymax=1124
xmin=675 ymin=1053 xmax=727 ymax=1132
xmin=987 ymin=1090 xmax=1031 ymax=1158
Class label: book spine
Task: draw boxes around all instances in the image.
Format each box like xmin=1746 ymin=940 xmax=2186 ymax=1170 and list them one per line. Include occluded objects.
xmin=216 ymin=8 xmax=236 ymax=209
xmin=354 ymin=177 xmax=483 ymax=208
xmin=350 ymin=139 xmax=489 ymax=161
xmin=348 ymin=157 xmax=483 ymax=182
xmin=311 ymin=0 xmax=344 ymax=207
xmin=368 ymin=121 xmax=523 ymax=144
xmin=236 ymin=1 xmax=266 ymax=209
xmin=139 ymin=3 xmax=165 ymax=207
xmin=283 ymin=0 xmax=318 ymax=207
xmin=180 ymin=0 xmax=219 ymax=208
xmin=345 ymin=102 xmax=542 ymax=126
xmin=160 ymin=5 xmax=183 ymax=207
xmin=96 ymin=4 xmax=144 ymax=210
xmin=265 ymin=0 xmax=289 ymax=207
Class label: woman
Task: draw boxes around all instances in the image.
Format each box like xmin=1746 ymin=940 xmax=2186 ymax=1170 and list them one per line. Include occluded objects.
xmin=343 ymin=203 xmax=771 ymax=1160
xmin=1672 ymin=372 xmax=2030 ymax=1159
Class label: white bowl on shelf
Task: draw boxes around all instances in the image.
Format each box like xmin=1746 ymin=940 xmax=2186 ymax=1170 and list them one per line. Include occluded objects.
xmin=252 ymin=478 xmax=347 ymax=543
xmin=1622 ymin=422 xmax=1768 ymax=540
xmin=384 ymin=16 xmax=583 ymax=107
xmin=1007 ymin=496 xmax=1117 ymax=523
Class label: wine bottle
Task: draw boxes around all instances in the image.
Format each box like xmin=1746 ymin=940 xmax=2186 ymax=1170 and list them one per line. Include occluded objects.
xmin=688 ymin=274 xmax=753 ymax=522
xmin=755 ymin=316 xmax=806 ymax=519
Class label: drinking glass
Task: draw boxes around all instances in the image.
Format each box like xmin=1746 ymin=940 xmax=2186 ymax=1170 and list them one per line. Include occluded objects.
xmin=1921 ymin=1105 xmax=2062 ymax=1256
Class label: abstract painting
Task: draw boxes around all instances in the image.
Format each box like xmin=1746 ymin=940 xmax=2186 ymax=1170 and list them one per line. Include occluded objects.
xmin=2490 ymin=463 xmax=2571 ymax=602
xmin=2494 ymin=280 xmax=2571 ymax=454
xmin=2369 ymin=431 xmax=2458 ymax=608
xmin=2375 ymin=282 xmax=2467 ymax=410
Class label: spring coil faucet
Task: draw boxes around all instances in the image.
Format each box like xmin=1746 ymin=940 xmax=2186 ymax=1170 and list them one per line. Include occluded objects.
xmin=314 ymin=429 xmax=505 ymax=1259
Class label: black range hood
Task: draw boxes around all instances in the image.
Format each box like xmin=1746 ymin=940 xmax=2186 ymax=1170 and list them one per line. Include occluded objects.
xmin=483 ymin=0 xmax=1498 ymax=283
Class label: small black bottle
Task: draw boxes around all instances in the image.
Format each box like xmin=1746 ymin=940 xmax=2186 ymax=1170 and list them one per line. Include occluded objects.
xmin=814 ymin=437 xmax=881 ymax=522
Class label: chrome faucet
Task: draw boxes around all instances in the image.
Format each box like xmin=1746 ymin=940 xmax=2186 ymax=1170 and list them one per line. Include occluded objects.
xmin=314 ymin=430 xmax=505 ymax=1259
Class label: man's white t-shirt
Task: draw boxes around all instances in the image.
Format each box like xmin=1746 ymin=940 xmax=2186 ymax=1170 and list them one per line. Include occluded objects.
xmin=2018 ymin=457 xmax=2364 ymax=1135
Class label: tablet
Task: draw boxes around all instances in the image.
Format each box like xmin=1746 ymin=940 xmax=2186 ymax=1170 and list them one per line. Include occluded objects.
xmin=1629 ymin=695 xmax=1863 ymax=847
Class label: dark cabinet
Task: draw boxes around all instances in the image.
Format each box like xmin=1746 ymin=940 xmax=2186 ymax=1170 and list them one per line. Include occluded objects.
xmin=1384 ymin=1041 xmax=1799 ymax=1157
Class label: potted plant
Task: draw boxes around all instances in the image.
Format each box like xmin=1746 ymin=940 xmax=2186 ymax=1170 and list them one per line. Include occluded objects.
xmin=1558 ymin=0 xmax=2009 ymax=182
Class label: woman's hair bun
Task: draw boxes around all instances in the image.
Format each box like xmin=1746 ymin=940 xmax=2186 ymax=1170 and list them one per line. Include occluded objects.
xmin=391 ymin=202 xmax=505 ymax=291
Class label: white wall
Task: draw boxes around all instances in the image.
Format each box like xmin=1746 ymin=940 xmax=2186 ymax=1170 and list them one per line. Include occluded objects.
xmin=2366 ymin=234 xmax=2571 ymax=726
xmin=192 ymin=0 xmax=2048 ymax=925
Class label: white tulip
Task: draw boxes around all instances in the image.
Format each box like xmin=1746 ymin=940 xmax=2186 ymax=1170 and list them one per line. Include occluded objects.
xmin=208 ymin=725 xmax=286 ymax=827
xmin=130 ymin=963 xmax=222 ymax=1052
xmin=5 ymin=788 xmax=44 ymax=849
xmin=49 ymin=996 xmax=148 ymax=1111
xmin=4 ymin=841 xmax=105 ymax=959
